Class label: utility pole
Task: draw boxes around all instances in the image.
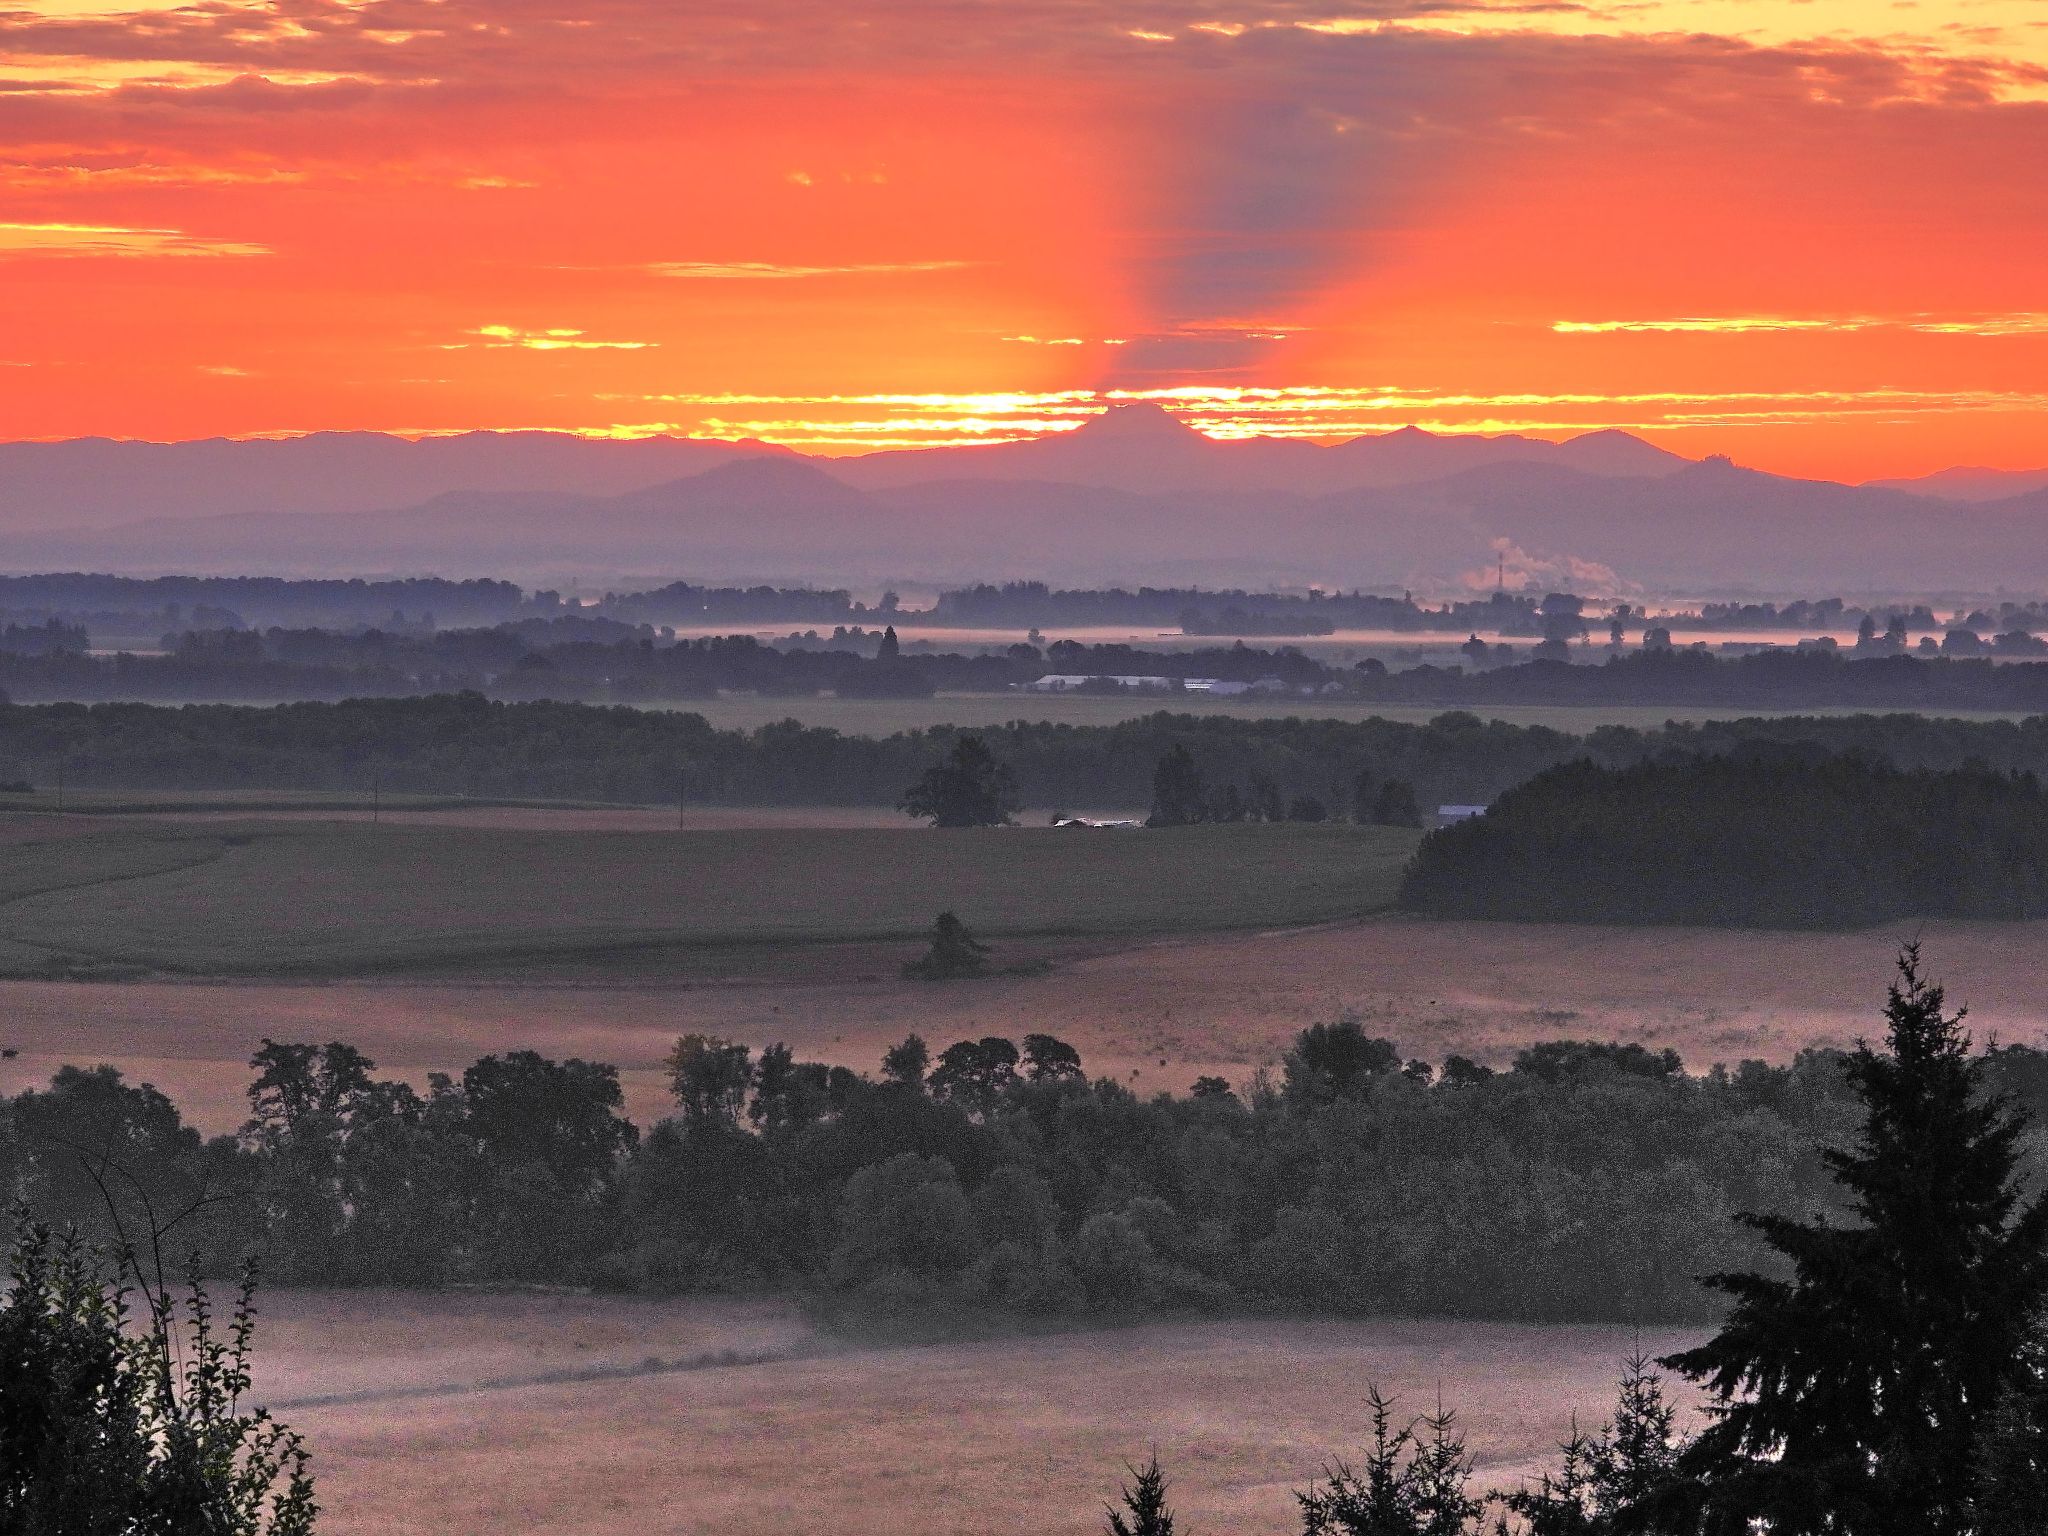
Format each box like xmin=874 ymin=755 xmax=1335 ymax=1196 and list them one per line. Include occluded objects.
xmin=54 ymin=761 xmax=63 ymax=814
xmin=372 ymin=773 xmax=381 ymax=826
xmin=677 ymin=772 xmax=686 ymax=831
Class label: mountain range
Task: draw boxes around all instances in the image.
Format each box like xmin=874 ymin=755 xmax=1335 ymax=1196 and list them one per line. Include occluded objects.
xmin=2 ymin=403 xmax=2044 ymax=592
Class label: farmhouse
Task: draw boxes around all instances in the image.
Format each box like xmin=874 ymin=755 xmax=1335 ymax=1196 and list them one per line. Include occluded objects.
xmin=1436 ymin=804 xmax=1487 ymax=827
xmin=1019 ymin=674 xmax=1257 ymax=695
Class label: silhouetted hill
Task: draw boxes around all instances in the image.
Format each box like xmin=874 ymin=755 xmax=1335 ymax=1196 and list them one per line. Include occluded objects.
xmin=832 ymin=405 xmax=1689 ymax=496
xmin=0 ymin=431 xmax=788 ymax=529
xmin=1867 ymin=465 xmax=2048 ymax=502
xmin=3 ymin=424 xmax=2045 ymax=590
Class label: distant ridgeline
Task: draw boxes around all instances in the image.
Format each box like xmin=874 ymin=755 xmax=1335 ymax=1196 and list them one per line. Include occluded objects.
xmin=1401 ymin=750 xmax=2048 ymax=928
xmin=8 ymin=697 xmax=2048 ymax=815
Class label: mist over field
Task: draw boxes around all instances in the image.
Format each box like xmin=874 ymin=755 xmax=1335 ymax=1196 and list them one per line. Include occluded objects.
xmin=6 ymin=0 xmax=2048 ymax=1529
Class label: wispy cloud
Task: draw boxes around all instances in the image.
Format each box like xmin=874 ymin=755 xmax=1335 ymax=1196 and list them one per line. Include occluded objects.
xmin=460 ymin=325 xmax=654 ymax=351
xmin=1556 ymin=314 xmax=2048 ymax=337
xmin=0 ymin=221 xmax=270 ymax=257
xmin=595 ymin=382 xmax=2048 ymax=452
xmin=644 ymin=260 xmax=973 ymax=280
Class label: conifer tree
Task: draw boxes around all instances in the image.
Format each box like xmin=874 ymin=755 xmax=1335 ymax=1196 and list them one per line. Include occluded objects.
xmin=1655 ymin=945 xmax=2048 ymax=1534
xmin=1588 ymin=1354 xmax=1683 ymax=1525
xmin=901 ymin=911 xmax=990 ymax=980
xmin=1973 ymin=1313 xmax=2048 ymax=1534
xmin=1106 ymin=1452 xmax=1178 ymax=1536
xmin=1298 ymin=1388 xmax=1483 ymax=1535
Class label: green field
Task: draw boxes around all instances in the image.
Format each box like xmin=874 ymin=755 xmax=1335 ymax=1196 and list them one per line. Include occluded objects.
xmin=0 ymin=815 xmax=1418 ymax=979
xmin=0 ymin=788 xmax=609 ymax=816
xmin=653 ymin=693 xmax=2039 ymax=737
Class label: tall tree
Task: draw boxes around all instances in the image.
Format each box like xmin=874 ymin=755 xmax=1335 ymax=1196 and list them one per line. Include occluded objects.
xmin=1147 ymin=745 xmax=1207 ymax=827
xmin=665 ymin=1035 xmax=754 ymax=1124
xmin=1022 ymin=1033 xmax=1084 ymax=1081
xmin=899 ymin=735 xmax=1019 ymax=827
xmin=879 ymin=1033 xmax=930 ymax=1090
xmin=1656 ymin=946 xmax=2048 ymax=1534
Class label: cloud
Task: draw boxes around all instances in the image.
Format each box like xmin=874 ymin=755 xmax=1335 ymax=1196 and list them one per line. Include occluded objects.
xmin=0 ymin=220 xmax=269 ymax=257
xmin=589 ymin=382 xmax=2048 ymax=451
xmin=643 ymin=260 xmax=972 ymax=280
xmin=1556 ymin=314 xmax=2048 ymax=337
xmin=461 ymin=324 xmax=653 ymax=351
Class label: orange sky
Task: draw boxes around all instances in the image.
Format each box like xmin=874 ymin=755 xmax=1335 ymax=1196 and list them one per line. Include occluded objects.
xmin=2 ymin=1 xmax=2045 ymax=481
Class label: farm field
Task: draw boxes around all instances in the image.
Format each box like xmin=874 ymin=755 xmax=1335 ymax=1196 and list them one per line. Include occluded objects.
xmin=5 ymin=911 xmax=2041 ymax=1133
xmin=254 ymin=1290 xmax=1701 ymax=1536
xmin=652 ymin=692 xmax=2040 ymax=736
xmin=0 ymin=813 xmax=1416 ymax=979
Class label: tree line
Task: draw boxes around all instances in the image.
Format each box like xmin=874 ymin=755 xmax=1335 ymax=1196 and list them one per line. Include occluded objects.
xmin=13 ymin=998 xmax=2048 ymax=1327
xmin=1401 ymin=748 xmax=2048 ymax=927
xmin=10 ymin=951 xmax=2048 ymax=1531
xmin=7 ymin=612 xmax=2048 ymax=711
xmin=1095 ymin=950 xmax=2048 ymax=1533
xmin=9 ymin=695 xmax=2048 ymax=811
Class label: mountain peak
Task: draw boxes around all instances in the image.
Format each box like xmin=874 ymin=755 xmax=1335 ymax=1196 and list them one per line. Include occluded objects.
xmin=1071 ymin=401 xmax=1202 ymax=440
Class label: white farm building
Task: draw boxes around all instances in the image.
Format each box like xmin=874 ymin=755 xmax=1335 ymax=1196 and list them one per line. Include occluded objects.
xmin=1020 ymin=674 xmax=1256 ymax=695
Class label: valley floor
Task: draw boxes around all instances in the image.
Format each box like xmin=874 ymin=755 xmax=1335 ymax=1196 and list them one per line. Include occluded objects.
xmin=252 ymin=1290 xmax=1700 ymax=1536
xmin=4 ymin=913 xmax=2041 ymax=1132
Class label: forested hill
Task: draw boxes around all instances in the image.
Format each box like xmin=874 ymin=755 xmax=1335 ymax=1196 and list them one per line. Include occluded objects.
xmin=1401 ymin=751 xmax=2048 ymax=927
xmin=6 ymin=695 xmax=2048 ymax=811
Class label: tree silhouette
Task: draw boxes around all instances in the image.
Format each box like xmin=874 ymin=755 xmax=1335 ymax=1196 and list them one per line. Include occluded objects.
xmin=902 ymin=912 xmax=991 ymax=980
xmin=0 ymin=1212 xmax=317 ymax=1535
xmin=899 ymin=735 xmax=1019 ymax=827
xmin=1147 ymin=746 xmax=1207 ymax=827
xmin=1106 ymin=1452 xmax=1178 ymax=1536
xmin=1656 ymin=945 xmax=2048 ymax=1532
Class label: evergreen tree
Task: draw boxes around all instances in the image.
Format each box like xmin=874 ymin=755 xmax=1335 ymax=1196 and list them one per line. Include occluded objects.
xmin=1499 ymin=1427 xmax=1601 ymax=1535
xmin=1297 ymin=1389 xmax=1483 ymax=1535
xmin=1503 ymin=1356 xmax=1686 ymax=1534
xmin=1106 ymin=1452 xmax=1178 ymax=1536
xmin=1973 ymin=1313 xmax=2048 ymax=1533
xmin=902 ymin=912 xmax=991 ymax=980
xmin=1655 ymin=946 xmax=2048 ymax=1534
xmin=1588 ymin=1354 xmax=1684 ymax=1525
xmin=1147 ymin=745 xmax=1208 ymax=827
xmin=898 ymin=735 xmax=1018 ymax=827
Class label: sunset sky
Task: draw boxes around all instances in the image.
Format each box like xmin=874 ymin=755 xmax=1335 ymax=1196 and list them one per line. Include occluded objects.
xmin=2 ymin=0 xmax=2044 ymax=480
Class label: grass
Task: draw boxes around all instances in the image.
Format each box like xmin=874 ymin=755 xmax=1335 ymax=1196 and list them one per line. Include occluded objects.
xmin=653 ymin=693 xmax=2041 ymax=737
xmin=0 ymin=816 xmax=1419 ymax=979
xmin=257 ymin=1291 xmax=1700 ymax=1536
xmin=0 ymin=787 xmax=616 ymax=816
